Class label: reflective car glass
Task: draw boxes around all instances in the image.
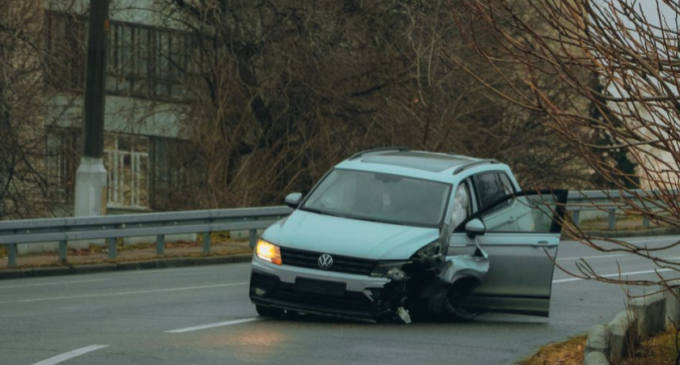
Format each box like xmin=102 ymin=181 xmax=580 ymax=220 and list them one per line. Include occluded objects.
xmin=302 ymin=169 xmax=451 ymax=227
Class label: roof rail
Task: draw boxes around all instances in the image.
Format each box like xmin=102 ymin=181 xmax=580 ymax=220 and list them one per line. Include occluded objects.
xmin=451 ymin=159 xmax=498 ymax=175
xmin=348 ymin=147 xmax=410 ymax=160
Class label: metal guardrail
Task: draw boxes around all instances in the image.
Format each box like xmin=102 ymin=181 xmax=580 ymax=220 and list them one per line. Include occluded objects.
xmin=0 ymin=189 xmax=671 ymax=268
xmin=0 ymin=206 xmax=292 ymax=268
xmin=566 ymin=190 xmax=666 ymax=230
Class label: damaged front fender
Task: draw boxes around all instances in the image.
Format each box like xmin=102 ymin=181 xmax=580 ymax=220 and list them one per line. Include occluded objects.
xmin=395 ymin=235 xmax=490 ymax=323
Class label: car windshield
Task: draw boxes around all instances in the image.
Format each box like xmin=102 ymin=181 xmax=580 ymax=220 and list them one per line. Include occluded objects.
xmin=301 ymin=169 xmax=451 ymax=227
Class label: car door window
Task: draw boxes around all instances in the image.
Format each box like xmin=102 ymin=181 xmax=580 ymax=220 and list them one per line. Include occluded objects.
xmin=498 ymin=173 xmax=515 ymax=194
xmin=472 ymin=173 xmax=511 ymax=213
xmin=479 ymin=192 xmax=564 ymax=233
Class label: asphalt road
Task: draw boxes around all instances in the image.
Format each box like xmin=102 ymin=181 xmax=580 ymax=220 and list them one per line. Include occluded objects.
xmin=1 ymin=236 xmax=679 ymax=365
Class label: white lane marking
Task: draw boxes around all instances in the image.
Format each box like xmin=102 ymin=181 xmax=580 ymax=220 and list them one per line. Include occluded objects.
xmin=553 ymin=269 xmax=674 ymax=283
xmin=557 ymin=254 xmax=628 ymax=261
xmin=31 ymin=345 xmax=108 ymax=365
xmin=0 ymin=279 xmax=110 ymax=290
xmin=166 ymin=318 xmax=259 ymax=333
xmin=5 ymin=282 xmax=247 ymax=304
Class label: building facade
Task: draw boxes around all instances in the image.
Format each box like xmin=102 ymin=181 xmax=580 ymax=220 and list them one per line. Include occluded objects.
xmin=42 ymin=0 xmax=196 ymax=216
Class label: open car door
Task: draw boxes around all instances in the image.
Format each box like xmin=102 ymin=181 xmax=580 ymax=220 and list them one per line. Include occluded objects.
xmin=448 ymin=190 xmax=568 ymax=317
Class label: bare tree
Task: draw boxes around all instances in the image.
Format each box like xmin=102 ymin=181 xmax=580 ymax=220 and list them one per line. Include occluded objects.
xmin=0 ymin=0 xmax=50 ymax=219
xmin=451 ymin=0 xmax=680 ymax=291
xmin=155 ymin=0 xmax=594 ymax=210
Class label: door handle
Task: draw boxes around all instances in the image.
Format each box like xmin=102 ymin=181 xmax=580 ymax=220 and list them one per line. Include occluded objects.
xmin=534 ymin=240 xmax=556 ymax=248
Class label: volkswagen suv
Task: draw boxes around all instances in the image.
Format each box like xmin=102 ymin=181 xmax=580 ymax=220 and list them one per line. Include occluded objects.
xmin=249 ymin=148 xmax=567 ymax=323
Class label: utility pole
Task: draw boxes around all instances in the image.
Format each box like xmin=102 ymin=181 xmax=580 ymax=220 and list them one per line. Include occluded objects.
xmin=74 ymin=0 xmax=110 ymax=217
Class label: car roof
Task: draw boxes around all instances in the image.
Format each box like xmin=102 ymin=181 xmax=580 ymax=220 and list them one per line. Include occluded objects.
xmin=335 ymin=149 xmax=504 ymax=183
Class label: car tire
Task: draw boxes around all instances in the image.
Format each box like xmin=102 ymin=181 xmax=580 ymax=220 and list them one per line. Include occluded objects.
xmin=445 ymin=303 xmax=478 ymax=322
xmin=256 ymin=305 xmax=283 ymax=317
xmin=445 ymin=291 xmax=479 ymax=322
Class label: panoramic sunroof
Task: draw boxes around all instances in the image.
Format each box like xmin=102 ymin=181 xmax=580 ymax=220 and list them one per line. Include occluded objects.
xmin=361 ymin=152 xmax=469 ymax=172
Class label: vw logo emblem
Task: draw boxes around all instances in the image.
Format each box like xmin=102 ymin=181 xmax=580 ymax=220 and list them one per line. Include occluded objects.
xmin=318 ymin=254 xmax=334 ymax=270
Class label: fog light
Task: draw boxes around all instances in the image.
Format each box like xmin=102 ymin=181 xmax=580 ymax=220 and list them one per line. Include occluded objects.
xmin=253 ymin=287 xmax=267 ymax=296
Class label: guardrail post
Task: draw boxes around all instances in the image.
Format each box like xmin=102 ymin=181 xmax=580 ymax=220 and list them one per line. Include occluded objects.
xmin=608 ymin=209 xmax=616 ymax=230
xmin=249 ymin=229 xmax=257 ymax=249
xmin=643 ymin=216 xmax=650 ymax=228
xmin=58 ymin=240 xmax=67 ymax=263
xmin=8 ymin=244 xmax=17 ymax=268
xmin=572 ymin=210 xmax=580 ymax=227
xmin=203 ymin=231 xmax=211 ymax=254
xmin=107 ymin=238 xmax=117 ymax=259
xmin=156 ymin=234 xmax=165 ymax=256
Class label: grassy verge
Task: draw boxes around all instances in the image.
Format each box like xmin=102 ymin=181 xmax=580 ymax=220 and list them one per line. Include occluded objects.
xmin=520 ymin=328 xmax=677 ymax=365
xmin=622 ymin=328 xmax=677 ymax=365
xmin=520 ymin=335 xmax=586 ymax=365
xmin=0 ymin=237 xmax=252 ymax=269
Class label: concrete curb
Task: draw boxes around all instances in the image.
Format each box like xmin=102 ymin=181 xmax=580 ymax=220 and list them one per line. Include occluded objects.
xmin=583 ymin=352 xmax=609 ymax=365
xmin=584 ymin=324 xmax=608 ymax=356
xmin=606 ymin=310 xmax=637 ymax=363
xmin=630 ymin=292 xmax=666 ymax=339
xmin=583 ymin=288 xmax=674 ymax=365
xmin=666 ymin=287 xmax=680 ymax=326
xmin=0 ymin=254 xmax=253 ymax=280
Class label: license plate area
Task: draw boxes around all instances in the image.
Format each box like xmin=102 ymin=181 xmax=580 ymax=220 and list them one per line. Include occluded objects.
xmin=295 ymin=277 xmax=346 ymax=297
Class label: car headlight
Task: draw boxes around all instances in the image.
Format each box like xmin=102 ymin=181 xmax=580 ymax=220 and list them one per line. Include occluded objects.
xmin=414 ymin=240 xmax=442 ymax=259
xmin=256 ymin=239 xmax=282 ymax=265
xmin=411 ymin=241 xmax=445 ymax=267
xmin=370 ymin=261 xmax=408 ymax=280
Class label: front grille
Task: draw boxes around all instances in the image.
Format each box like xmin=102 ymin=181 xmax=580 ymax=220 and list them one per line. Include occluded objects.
xmin=272 ymin=283 xmax=383 ymax=313
xmin=280 ymin=247 xmax=376 ymax=276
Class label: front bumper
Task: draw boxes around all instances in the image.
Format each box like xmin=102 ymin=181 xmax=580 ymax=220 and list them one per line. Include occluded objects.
xmin=250 ymin=257 xmax=392 ymax=321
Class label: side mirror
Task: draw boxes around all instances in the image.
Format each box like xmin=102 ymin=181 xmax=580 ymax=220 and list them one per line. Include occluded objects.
xmin=465 ymin=218 xmax=486 ymax=239
xmin=284 ymin=192 xmax=303 ymax=209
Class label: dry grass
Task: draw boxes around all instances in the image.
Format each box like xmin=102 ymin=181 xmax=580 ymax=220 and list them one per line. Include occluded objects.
xmin=520 ymin=335 xmax=586 ymax=365
xmin=520 ymin=328 xmax=678 ymax=365
xmin=622 ymin=328 xmax=677 ymax=365
xmin=0 ymin=236 xmax=253 ymax=269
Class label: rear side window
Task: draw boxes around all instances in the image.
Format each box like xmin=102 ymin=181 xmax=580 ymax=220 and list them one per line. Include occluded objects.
xmin=472 ymin=172 xmax=514 ymax=212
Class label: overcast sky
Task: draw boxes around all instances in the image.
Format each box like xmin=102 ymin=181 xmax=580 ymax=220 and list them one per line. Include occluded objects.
xmin=617 ymin=0 xmax=676 ymax=29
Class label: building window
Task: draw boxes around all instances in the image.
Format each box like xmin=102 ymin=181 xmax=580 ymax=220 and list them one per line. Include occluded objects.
xmin=45 ymin=12 xmax=87 ymax=91
xmin=45 ymin=11 xmax=195 ymax=101
xmin=104 ymin=133 xmax=150 ymax=209
xmin=45 ymin=128 xmax=80 ymax=203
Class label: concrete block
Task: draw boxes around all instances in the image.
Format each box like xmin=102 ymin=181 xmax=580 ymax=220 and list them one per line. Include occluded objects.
xmin=583 ymin=351 xmax=609 ymax=365
xmin=631 ymin=292 xmax=666 ymax=339
xmin=606 ymin=310 xmax=637 ymax=362
xmin=665 ymin=286 xmax=680 ymax=327
xmin=585 ymin=324 xmax=608 ymax=356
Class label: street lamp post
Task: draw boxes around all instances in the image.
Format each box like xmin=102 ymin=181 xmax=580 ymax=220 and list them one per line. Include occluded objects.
xmin=74 ymin=0 xmax=110 ymax=217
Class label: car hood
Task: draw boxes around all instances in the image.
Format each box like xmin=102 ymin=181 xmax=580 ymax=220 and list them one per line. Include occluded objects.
xmin=262 ymin=210 xmax=440 ymax=260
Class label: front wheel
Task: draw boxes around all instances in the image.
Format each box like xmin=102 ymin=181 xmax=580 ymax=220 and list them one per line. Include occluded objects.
xmin=256 ymin=305 xmax=283 ymax=317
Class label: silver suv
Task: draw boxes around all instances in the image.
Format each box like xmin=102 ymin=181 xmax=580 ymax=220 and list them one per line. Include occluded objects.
xmin=249 ymin=148 xmax=567 ymax=323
